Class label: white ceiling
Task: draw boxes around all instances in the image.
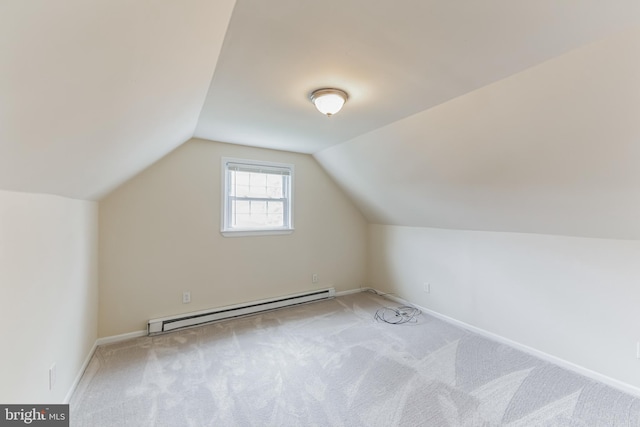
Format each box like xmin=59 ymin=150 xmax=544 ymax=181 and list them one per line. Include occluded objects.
xmin=195 ymin=0 xmax=638 ymax=153
xmin=0 ymin=0 xmax=236 ymax=199
xmin=2 ymin=1 xmax=640 ymax=238
xmin=316 ymin=27 xmax=640 ymax=239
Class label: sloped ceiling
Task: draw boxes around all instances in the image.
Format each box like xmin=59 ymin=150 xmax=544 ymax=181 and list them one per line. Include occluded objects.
xmin=315 ymin=27 xmax=640 ymax=239
xmin=2 ymin=1 xmax=640 ymax=239
xmin=0 ymin=0 xmax=236 ymax=199
xmin=196 ymin=0 xmax=638 ymax=153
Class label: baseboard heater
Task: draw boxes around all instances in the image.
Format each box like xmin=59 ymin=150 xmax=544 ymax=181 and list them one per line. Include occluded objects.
xmin=148 ymin=288 xmax=335 ymax=335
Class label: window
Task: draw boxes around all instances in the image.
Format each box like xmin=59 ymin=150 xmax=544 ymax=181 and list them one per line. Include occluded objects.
xmin=221 ymin=158 xmax=293 ymax=236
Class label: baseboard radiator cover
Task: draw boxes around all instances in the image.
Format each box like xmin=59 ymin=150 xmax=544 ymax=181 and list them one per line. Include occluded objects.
xmin=148 ymin=288 xmax=336 ymax=335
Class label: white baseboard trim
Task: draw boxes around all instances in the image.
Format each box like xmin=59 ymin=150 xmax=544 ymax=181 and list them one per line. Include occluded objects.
xmin=335 ymin=288 xmax=365 ymax=297
xmin=64 ymin=341 xmax=97 ymax=404
xmin=96 ymin=330 xmax=147 ymax=346
xmin=368 ymin=289 xmax=640 ymax=399
xmin=64 ymin=330 xmax=146 ymax=403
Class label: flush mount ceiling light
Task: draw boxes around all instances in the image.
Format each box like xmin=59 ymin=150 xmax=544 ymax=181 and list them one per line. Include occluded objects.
xmin=309 ymin=88 xmax=348 ymax=117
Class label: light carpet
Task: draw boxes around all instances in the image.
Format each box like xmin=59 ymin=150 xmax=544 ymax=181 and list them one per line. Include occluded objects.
xmin=70 ymin=292 xmax=640 ymax=426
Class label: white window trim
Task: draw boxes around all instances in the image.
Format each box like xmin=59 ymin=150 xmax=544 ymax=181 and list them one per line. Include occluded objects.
xmin=221 ymin=157 xmax=294 ymax=237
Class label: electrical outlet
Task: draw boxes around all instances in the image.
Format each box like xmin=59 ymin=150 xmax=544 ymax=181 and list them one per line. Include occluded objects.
xmin=423 ymin=282 xmax=431 ymax=294
xmin=49 ymin=363 xmax=57 ymax=390
xmin=312 ymin=273 xmax=319 ymax=284
xmin=636 ymin=341 xmax=639 ymax=359
xmin=182 ymin=291 xmax=191 ymax=304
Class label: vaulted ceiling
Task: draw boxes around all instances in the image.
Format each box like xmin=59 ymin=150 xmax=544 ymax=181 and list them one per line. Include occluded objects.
xmin=2 ymin=1 xmax=639 ymax=238
xmin=0 ymin=0 xmax=236 ymax=199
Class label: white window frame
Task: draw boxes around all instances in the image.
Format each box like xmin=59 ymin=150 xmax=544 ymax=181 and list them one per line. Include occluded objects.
xmin=221 ymin=157 xmax=294 ymax=237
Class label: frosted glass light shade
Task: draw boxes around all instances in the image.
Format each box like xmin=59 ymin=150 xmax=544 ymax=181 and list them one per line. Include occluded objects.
xmin=310 ymin=88 xmax=348 ymax=116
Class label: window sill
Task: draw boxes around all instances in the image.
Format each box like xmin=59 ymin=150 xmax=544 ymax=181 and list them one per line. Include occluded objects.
xmin=221 ymin=228 xmax=294 ymax=238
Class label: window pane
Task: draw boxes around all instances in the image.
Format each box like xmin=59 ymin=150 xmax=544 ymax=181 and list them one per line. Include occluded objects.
xmin=251 ymin=200 xmax=267 ymax=214
xmin=267 ymin=200 xmax=283 ymax=214
xmin=233 ymin=200 xmax=250 ymax=214
xmin=249 ymin=173 xmax=267 ymax=196
xmin=230 ymin=199 xmax=285 ymax=228
xmin=266 ymin=175 xmax=283 ymax=198
xmin=234 ymin=214 xmax=252 ymax=227
xmin=235 ymin=171 xmax=250 ymax=186
xmin=223 ymin=158 xmax=293 ymax=232
xmin=235 ymin=185 xmax=250 ymax=197
xmin=232 ymin=170 xmax=284 ymax=199
xmin=231 ymin=171 xmax=250 ymax=197
xmin=266 ymin=201 xmax=283 ymax=226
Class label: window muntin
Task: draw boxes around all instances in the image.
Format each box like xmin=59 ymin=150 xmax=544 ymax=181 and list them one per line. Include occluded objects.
xmin=222 ymin=158 xmax=293 ymax=235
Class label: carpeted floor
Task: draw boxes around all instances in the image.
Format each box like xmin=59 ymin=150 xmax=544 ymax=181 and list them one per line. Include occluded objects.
xmin=70 ymin=292 xmax=640 ymax=426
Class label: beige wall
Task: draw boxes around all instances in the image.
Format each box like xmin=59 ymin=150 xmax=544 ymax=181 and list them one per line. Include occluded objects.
xmin=369 ymin=224 xmax=640 ymax=391
xmin=0 ymin=190 xmax=98 ymax=403
xmin=99 ymin=138 xmax=368 ymax=337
